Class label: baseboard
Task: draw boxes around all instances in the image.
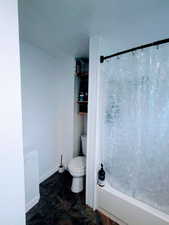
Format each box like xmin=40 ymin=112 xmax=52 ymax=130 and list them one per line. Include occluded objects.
xmin=39 ymin=166 xmax=58 ymax=183
xmin=26 ymin=194 xmax=40 ymax=213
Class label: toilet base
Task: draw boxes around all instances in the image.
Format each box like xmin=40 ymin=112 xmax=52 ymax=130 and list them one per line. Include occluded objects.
xmin=71 ymin=176 xmax=84 ymax=193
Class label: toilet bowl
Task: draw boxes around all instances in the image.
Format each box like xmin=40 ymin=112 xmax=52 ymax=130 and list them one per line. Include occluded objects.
xmin=68 ymin=156 xmax=86 ymax=193
xmin=68 ymin=135 xmax=87 ymax=193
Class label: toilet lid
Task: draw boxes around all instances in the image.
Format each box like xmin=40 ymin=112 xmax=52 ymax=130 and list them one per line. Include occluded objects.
xmin=69 ymin=156 xmax=86 ymax=172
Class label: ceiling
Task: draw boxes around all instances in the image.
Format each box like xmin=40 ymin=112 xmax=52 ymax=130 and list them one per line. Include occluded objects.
xmin=19 ymin=0 xmax=169 ymax=58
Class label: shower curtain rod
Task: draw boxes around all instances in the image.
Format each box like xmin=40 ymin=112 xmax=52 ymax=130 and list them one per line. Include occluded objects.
xmin=100 ymin=38 xmax=169 ymax=63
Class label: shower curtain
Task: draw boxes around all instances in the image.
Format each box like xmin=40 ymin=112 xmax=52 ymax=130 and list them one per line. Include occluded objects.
xmin=101 ymin=44 xmax=169 ymax=214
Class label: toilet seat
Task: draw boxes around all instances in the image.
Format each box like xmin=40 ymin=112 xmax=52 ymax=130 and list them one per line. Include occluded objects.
xmin=68 ymin=156 xmax=86 ymax=176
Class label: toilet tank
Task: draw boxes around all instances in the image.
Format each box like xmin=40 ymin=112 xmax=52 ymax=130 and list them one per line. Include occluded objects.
xmin=81 ymin=135 xmax=87 ymax=155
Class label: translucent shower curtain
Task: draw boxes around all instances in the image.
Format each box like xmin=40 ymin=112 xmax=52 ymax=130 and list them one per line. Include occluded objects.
xmin=101 ymin=44 xmax=169 ymax=214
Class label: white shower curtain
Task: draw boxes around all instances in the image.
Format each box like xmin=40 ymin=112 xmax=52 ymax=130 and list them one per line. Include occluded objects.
xmin=101 ymin=43 xmax=169 ymax=214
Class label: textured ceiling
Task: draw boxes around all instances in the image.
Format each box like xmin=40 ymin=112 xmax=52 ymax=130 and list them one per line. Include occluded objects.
xmin=19 ymin=0 xmax=169 ymax=57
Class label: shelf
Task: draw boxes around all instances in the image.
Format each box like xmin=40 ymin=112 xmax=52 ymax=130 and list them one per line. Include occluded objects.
xmin=79 ymin=112 xmax=87 ymax=115
xmin=77 ymin=101 xmax=88 ymax=104
xmin=76 ymin=72 xmax=88 ymax=77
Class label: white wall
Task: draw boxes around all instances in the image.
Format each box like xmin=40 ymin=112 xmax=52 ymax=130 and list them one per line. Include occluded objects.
xmin=83 ymin=115 xmax=88 ymax=135
xmin=55 ymin=55 xmax=75 ymax=166
xmin=100 ymin=5 xmax=169 ymax=56
xmin=0 ymin=1 xmax=25 ymax=225
xmin=20 ymin=41 xmax=74 ymax=183
xmin=86 ymin=36 xmax=101 ymax=208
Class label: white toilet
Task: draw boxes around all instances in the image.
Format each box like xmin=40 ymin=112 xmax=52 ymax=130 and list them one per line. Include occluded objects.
xmin=68 ymin=135 xmax=87 ymax=193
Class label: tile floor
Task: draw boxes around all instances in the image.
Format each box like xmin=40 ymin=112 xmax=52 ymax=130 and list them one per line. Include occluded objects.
xmin=26 ymin=171 xmax=118 ymax=225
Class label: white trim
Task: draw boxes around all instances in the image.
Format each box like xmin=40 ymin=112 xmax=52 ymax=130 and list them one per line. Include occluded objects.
xmin=39 ymin=166 xmax=58 ymax=183
xmin=86 ymin=36 xmax=101 ymax=208
xmin=26 ymin=194 xmax=40 ymax=213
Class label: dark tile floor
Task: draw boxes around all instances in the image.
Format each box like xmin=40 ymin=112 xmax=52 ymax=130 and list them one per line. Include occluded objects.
xmin=26 ymin=171 xmax=118 ymax=225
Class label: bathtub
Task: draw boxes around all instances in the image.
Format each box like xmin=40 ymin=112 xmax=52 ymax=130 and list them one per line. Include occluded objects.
xmin=96 ymin=182 xmax=169 ymax=225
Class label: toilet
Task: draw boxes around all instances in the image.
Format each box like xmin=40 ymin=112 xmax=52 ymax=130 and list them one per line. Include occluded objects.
xmin=68 ymin=135 xmax=87 ymax=193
